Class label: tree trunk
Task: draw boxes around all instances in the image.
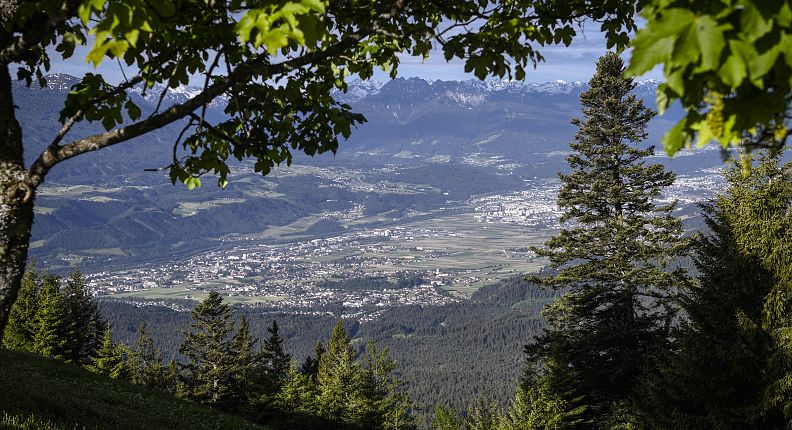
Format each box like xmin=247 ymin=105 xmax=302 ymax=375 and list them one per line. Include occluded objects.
xmin=0 ymin=63 xmax=34 ymax=345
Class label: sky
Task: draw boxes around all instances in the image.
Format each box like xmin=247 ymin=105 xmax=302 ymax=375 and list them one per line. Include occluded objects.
xmin=377 ymin=23 xmax=662 ymax=83
xmin=44 ymin=21 xmax=662 ymax=85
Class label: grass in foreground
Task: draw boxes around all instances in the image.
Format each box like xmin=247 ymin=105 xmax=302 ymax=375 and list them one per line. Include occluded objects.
xmin=0 ymin=349 xmax=266 ymax=430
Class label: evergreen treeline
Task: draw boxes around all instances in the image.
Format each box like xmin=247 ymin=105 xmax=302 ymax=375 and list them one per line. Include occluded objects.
xmin=425 ymin=150 xmax=792 ymax=430
xmin=423 ymin=53 xmax=792 ymax=430
xmin=3 ymin=268 xmax=103 ymax=366
xmin=97 ymin=276 xmax=557 ymax=415
xmin=3 ymin=280 xmax=415 ymax=429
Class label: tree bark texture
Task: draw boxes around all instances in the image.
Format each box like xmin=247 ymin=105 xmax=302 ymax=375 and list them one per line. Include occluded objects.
xmin=0 ymin=63 xmax=34 ymax=345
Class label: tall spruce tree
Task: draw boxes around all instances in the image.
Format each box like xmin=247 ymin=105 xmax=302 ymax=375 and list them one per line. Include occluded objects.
xmin=32 ymin=275 xmax=71 ymax=361
xmin=179 ymin=291 xmax=239 ymax=410
xmin=260 ymin=320 xmax=291 ymax=395
xmin=2 ymin=268 xmax=40 ymax=351
xmin=642 ymin=151 xmax=788 ymax=429
xmin=5 ymin=268 xmax=102 ymax=366
xmin=229 ymin=314 xmax=257 ymax=412
xmin=725 ymin=152 xmax=792 ymax=420
xmin=526 ymin=51 xmax=688 ymax=426
xmin=352 ymin=341 xmax=415 ymax=430
xmin=62 ymin=269 xmax=103 ymax=366
xmin=129 ymin=323 xmax=164 ymax=389
xmin=317 ymin=320 xmax=359 ymax=423
xmin=91 ymin=321 xmax=130 ymax=380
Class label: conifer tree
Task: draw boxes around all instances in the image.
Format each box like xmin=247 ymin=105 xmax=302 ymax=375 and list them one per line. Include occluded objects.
xmin=249 ymin=319 xmax=292 ymax=418
xmin=62 ymin=269 xmax=102 ymax=366
xmin=2 ymin=269 xmax=40 ymax=351
xmin=179 ymin=291 xmax=239 ymax=410
xmin=644 ymin=151 xmax=790 ymax=428
xmin=229 ymin=314 xmax=257 ymax=411
xmin=464 ymin=400 xmax=500 ymax=430
xmin=164 ymin=359 xmax=181 ymax=397
xmin=277 ymin=363 xmax=320 ymax=417
xmin=527 ymin=51 xmax=689 ymax=425
xmin=129 ymin=323 xmax=164 ymax=389
xmin=91 ymin=322 xmax=130 ymax=380
xmin=317 ymin=320 xmax=359 ymax=423
xmin=299 ymin=340 xmax=325 ymax=378
xmin=32 ymin=276 xmax=71 ymax=361
xmin=501 ymin=368 xmax=585 ymax=430
xmin=724 ymin=152 xmax=792 ymax=420
xmin=261 ymin=320 xmax=291 ymax=392
xmin=353 ymin=341 xmax=415 ymax=430
xmin=260 ymin=320 xmax=291 ymax=395
xmin=432 ymin=406 xmax=464 ymax=430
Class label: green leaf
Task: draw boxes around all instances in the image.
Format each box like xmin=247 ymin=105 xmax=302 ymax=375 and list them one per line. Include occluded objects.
xmin=627 ymin=8 xmax=695 ymax=76
xmin=655 ymin=83 xmax=670 ymax=114
xmin=749 ymin=45 xmax=781 ymax=82
xmin=627 ymin=36 xmax=674 ymax=76
xmin=184 ymin=177 xmax=201 ymax=190
xmin=694 ymin=15 xmax=725 ymax=71
xmin=691 ymin=119 xmax=715 ymax=148
xmin=720 ymin=51 xmax=747 ymax=88
xmin=125 ymin=100 xmax=141 ymax=121
xmin=662 ymin=119 xmax=690 ymax=156
xmin=665 ymin=68 xmax=686 ymax=96
xmin=740 ymin=1 xmax=773 ymax=41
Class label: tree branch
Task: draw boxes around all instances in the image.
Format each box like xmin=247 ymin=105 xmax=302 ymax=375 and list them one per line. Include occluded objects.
xmin=49 ymin=75 xmax=144 ymax=148
xmin=26 ymin=19 xmax=378 ymax=187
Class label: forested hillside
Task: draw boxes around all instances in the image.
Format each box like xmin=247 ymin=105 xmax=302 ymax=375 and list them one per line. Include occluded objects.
xmin=98 ymin=276 xmax=559 ymax=414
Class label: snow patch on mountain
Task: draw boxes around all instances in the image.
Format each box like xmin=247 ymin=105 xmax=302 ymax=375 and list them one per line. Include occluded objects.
xmin=39 ymin=74 xmax=81 ymax=91
xmin=333 ymin=78 xmax=659 ymax=107
xmin=33 ymin=74 xmax=658 ymax=112
xmin=333 ymin=79 xmax=385 ymax=104
xmin=130 ymin=82 xmax=228 ymax=110
xmin=334 ymin=77 xmax=658 ymax=106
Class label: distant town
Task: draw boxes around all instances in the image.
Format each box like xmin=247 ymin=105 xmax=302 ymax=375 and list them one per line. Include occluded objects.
xmin=85 ymin=166 xmax=721 ymax=320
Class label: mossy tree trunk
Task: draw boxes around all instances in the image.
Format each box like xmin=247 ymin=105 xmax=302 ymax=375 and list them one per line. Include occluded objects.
xmin=0 ymin=63 xmax=35 ymax=345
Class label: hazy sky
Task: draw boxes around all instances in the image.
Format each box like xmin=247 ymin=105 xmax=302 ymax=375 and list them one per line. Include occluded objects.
xmin=44 ymin=22 xmax=662 ymax=85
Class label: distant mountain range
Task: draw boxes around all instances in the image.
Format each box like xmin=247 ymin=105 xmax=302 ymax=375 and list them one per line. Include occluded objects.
xmin=14 ymin=73 xmax=726 ymax=271
xmin=333 ymin=76 xmax=661 ymax=104
xmin=30 ymin=73 xmax=660 ymax=119
xmin=15 ymin=74 xmax=689 ymax=180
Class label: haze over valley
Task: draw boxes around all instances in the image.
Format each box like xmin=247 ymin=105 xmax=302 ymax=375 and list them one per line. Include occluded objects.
xmin=22 ymin=74 xmax=724 ymax=309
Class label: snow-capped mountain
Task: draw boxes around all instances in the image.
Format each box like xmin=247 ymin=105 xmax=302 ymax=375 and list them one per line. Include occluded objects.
xmin=129 ymin=82 xmax=229 ymax=110
xmin=333 ymin=79 xmax=385 ymax=104
xmin=39 ymin=73 xmax=82 ymax=91
xmin=334 ymin=77 xmax=658 ymax=105
xmin=16 ymin=73 xmax=671 ymax=177
xmin=33 ymin=73 xmax=657 ymax=112
xmin=21 ymin=74 xmax=228 ymax=111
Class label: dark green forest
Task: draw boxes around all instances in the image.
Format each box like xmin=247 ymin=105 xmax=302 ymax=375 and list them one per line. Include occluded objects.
xmin=4 ymin=52 xmax=792 ymax=430
xmin=98 ymin=274 xmax=557 ymax=415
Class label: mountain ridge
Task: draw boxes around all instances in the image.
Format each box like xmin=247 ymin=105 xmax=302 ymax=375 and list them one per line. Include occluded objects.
xmin=26 ymin=73 xmax=660 ymax=107
xmin=335 ymin=76 xmax=661 ymax=104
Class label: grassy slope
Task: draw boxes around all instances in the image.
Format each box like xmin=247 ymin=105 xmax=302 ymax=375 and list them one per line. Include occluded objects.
xmin=0 ymin=349 xmax=267 ymax=430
